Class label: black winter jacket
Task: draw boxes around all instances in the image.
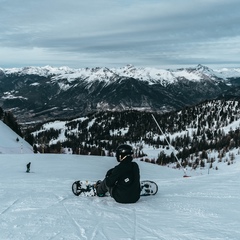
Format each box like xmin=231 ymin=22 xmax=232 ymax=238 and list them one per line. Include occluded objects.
xmin=106 ymin=156 xmax=141 ymax=203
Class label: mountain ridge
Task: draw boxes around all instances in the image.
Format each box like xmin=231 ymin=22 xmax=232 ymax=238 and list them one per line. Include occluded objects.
xmin=1 ymin=64 xmax=240 ymax=84
xmin=0 ymin=64 xmax=240 ymax=123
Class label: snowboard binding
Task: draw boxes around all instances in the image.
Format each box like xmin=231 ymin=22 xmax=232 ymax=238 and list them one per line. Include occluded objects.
xmin=72 ymin=180 xmax=96 ymax=196
xmin=140 ymin=180 xmax=158 ymax=196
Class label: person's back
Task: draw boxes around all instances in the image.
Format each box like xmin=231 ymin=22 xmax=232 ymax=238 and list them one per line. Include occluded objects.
xmin=109 ymin=156 xmax=140 ymax=203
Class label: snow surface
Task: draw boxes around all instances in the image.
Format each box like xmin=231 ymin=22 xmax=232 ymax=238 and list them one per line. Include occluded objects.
xmin=1 ymin=154 xmax=240 ymax=240
xmin=1 ymin=122 xmax=240 ymax=240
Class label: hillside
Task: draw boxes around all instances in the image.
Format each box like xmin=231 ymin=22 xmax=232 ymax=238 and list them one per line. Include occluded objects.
xmin=0 ymin=153 xmax=239 ymax=239
xmin=27 ymin=99 xmax=240 ymax=170
xmin=0 ymin=121 xmax=33 ymax=154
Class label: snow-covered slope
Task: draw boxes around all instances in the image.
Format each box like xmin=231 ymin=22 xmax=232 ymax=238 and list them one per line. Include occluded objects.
xmin=0 ymin=118 xmax=239 ymax=239
xmin=0 ymin=154 xmax=239 ymax=240
xmin=0 ymin=121 xmax=33 ymax=154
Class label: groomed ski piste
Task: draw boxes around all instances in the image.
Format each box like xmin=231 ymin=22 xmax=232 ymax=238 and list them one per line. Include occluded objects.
xmin=0 ymin=122 xmax=240 ymax=239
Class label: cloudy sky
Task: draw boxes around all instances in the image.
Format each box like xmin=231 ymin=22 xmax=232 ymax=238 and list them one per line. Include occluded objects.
xmin=0 ymin=0 xmax=239 ymax=69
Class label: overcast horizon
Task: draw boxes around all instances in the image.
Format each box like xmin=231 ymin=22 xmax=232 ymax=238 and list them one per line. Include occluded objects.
xmin=0 ymin=0 xmax=239 ymax=70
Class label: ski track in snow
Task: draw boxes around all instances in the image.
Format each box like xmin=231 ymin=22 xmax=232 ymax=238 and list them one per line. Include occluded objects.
xmin=0 ymin=198 xmax=20 ymax=215
xmin=0 ymin=154 xmax=240 ymax=240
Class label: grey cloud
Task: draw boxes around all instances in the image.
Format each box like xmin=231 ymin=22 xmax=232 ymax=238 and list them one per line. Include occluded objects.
xmin=0 ymin=0 xmax=240 ymax=68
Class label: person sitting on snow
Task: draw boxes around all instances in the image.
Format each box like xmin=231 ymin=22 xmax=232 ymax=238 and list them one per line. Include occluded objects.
xmin=95 ymin=144 xmax=141 ymax=204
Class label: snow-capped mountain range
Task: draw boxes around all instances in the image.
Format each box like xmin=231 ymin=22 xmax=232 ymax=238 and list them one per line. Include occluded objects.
xmin=2 ymin=64 xmax=240 ymax=84
xmin=0 ymin=64 xmax=240 ymax=123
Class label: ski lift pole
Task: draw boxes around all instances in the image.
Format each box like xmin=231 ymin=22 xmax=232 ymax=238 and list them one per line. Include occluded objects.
xmin=151 ymin=114 xmax=190 ymax=177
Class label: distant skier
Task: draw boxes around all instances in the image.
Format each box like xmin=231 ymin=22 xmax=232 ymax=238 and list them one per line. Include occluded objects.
xmin=26 ymin=162 xmax=31 ymax=173
xmin=95 ymin=144 xmax=141 ymax=203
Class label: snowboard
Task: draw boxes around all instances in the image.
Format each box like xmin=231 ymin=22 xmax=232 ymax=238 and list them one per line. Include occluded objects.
xmin=72 ymin=180 xmax=158 ymax=197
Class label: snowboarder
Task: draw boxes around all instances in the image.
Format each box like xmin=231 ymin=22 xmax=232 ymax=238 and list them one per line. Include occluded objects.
xmin=26 ymin=162 xmax=31 ymax=173
xmin=95 ymin=144 xmax=141 ymax=203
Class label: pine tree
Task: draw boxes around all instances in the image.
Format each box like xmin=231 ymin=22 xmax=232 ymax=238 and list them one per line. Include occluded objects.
xmin=0 ymin=107 xmax=3 ymax=119
xmin=3 ymin=111 xmax=23 ymax=137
